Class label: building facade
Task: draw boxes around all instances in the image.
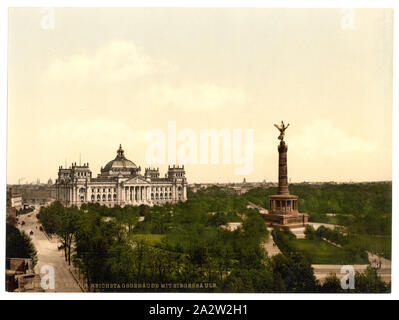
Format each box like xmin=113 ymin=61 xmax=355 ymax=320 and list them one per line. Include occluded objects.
xmin=6 ymin=188 xmax=17 ymax=225
xmin=55 ymin=145 xmax=187 ymax=207
xmin=8 ymin=188 xmax=23 ymax=210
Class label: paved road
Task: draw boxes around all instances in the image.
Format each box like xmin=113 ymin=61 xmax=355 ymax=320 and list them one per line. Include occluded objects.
xmin=263 ymin=230 xmax=281 ymax=257
xmin=312 ymin=261 xmax=391 ymax=284
xmin=17 ymin=209 xmax=82 ymax=292
xmin=247 ymin=202 xmax=268 ymax=214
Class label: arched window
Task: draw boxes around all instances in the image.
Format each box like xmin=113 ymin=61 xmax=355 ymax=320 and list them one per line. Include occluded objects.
xmin=113 ymin=194 xmax=117 ymax=201
xmin=97 ymin=194 xmax=101 ymax=201
xmin=108 ymin=194 xmax=111 ymax=201
xmin=102 ymin=194 xmax=106 ymax=201
xmin=91 ymin=195 xmax=95 ymax=201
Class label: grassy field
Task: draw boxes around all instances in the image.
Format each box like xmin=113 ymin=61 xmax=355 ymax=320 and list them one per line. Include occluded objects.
xmin=289 ymin=239 xmax=369 ymax=265
xmin=348 ymin=234 xmax=391 ymax=260
xmin=131 ymin=234 xmax=165 ymax=245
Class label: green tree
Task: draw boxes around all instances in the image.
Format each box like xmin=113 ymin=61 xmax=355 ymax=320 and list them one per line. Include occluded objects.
xmin=351 ymin=266 xmax=390 ymax=293
xmin=320 ymin=273 xmax=344 ymax=293
xmin=6 ymin=223 xmax=38 ymax=266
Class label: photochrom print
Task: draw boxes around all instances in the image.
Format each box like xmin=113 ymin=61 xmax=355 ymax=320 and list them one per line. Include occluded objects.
xmin=6 ymin=7 xmax=392 ymax=293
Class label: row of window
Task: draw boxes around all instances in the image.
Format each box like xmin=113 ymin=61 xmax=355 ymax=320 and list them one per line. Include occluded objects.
xmin=88 ymin=186 xmax=178 ymax=193
xmin=86 ymin=193 xmax=182 ymax=202
xmin=85 ymin=192 xmax=184 ymax=202
xmin=77 ymin=172 xmax=89 ymax=177
xmin=125 ymin=186 xmax=174 ymax=192
xmin=152 ymin=193 xmax=172 ymax=200
xmin=91 ymin=187 xmax=116 ymax=193
xmin=90 ymin=194 xmax=118 ymax=201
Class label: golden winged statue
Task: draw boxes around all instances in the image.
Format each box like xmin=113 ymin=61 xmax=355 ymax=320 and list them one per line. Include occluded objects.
xmin=274 ymin=121 xmax=290 ymax=141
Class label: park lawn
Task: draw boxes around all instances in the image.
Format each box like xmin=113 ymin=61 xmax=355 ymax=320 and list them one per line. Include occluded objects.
xmin=348 ymin=234 xmax=391 ymax=260
xmin=131 ymin=234 xmax=165 ymax=245
xmin=289 ymin=239 xmax=369 ymax=265
xmin=325 ymin=216 xmax=340 ymax=225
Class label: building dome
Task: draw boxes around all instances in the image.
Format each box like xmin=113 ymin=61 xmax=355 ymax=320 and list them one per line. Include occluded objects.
xmin=103 ymin=145 xmax=138 ymax=172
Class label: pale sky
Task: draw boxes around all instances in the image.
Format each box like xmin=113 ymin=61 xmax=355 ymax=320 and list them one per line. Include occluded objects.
xmin=7 ymin=8 xmax=393 ymax=184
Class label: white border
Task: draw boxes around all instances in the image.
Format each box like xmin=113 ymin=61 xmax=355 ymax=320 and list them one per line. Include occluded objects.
xmin=0 ymin=0 xmax=397 ymax=301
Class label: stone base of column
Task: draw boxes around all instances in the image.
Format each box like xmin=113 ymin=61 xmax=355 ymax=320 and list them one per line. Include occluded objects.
xmin=262 ymin=212 xmax=309 ymax=229
xmin=265 ymin=194 xmax=309 ymax=228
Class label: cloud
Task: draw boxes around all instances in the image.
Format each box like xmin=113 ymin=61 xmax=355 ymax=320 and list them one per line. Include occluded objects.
xmin=37 ymin=117 xmax=146 ymax=148
xmin=290 ymin=120 xmax=378 ymax=158
xmin=42 ymin=40 xmax=247 ymax=112
xmin=45 ymin=40 xmax=176 ymax=84
xmin=137 ymin=83 xmax=247 ymax=111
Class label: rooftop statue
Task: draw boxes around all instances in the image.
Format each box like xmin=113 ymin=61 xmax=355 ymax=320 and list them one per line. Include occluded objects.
xmin=274 ymin=120 xmax=290 ymax=141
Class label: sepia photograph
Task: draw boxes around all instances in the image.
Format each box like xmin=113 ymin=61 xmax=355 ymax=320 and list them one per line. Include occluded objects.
xmin=2 ymin=2 xmax=396 ymax=302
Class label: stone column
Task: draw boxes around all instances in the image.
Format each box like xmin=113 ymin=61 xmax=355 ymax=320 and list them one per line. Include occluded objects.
xmin=147 ymin=187 xmax=151 ymax=203
xmin=277 ymin=141 xmax=289 ymax=195
xmin=172 ymin=185 xmax=176 ymax=201
xmin=183 ymin=185 xmax=187 ymax=200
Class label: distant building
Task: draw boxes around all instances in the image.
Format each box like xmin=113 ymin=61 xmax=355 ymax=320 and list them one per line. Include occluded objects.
xmin=8 ymin=188 xmax=23 ymax=210
xmin=6 ymin=188 xmax=17 ymax=225
xmin=8 ymin=185 xmax=55 ymax=206
xmin=55 ymin=145 xmax=188 ymax=207
xmin=188 ymin=181 xmax=276 ymax=194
